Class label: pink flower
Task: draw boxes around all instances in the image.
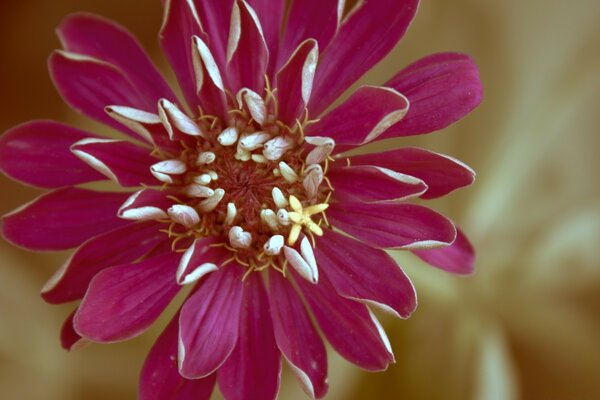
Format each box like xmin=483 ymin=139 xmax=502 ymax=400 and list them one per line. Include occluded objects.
xmin=0 ymin=1 xmax=481 ymax=399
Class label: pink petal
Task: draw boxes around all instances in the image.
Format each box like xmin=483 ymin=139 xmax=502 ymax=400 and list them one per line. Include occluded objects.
xmin=225 ymin=0 xmax=269 ymax=93
xmin=42 ymin=221 xmax=166 ymax=304
xmin=177 ymin=237 xmax=231 ymax=285
xmin=413 ymin=227 xmax=475 ymax=275
xmin=74 ymin=251 xmax=182 ymax=342
xmin=191 ymin=36 xmax=229 ymax=119
xmin=193 ymin=0 xmax=235 ymax=69
xmin=348 ymin=147 xmax=475 ymax=199
xmin=0 ymin=120 xmax=105 ymax=188
xmin=308 ymin=0 xmax=419 ymax=115
xmin=179 ymin=266 xmax=244 ymax=379
xmin=305 ymin=86 xmax=408 ymax=147
xmin=327 ymin=165 xmax=427 ymax=203
xmin=382 ymin=52 xmax=483 ymax=137
xmin=278 ymin=0 xmax=342 ymax=69
xmin=118 ymin=188 xmax=174 ymax=221
xmin=315 ymin=230 xmax=416 ymax=318
xmin=276 ymin=39 xmax=319 ymax=125
xmin=328 ymin=201 xmax=456 ymax=250
xmin=71 ymin=138 xmax=158 ymax=187
xmin=218 ymin=273 xmax=281 ymax=400
xmin=58 ymin=13 xmax=176 ymax=105
xmin=139 ymin=312 xmax=216 ymax=400
xmin=2 ymin=188 xmax=131 ymax=251
xmin=160 ymin=0 xmax=207 ymax=111
xmin=268 ymin=270 xmax=328 ymax=399
xmin=293 ymin=270 xmax=394 ymax=371
xmin=48 ymin=50 xmax=150 ymax=138
xmin=246 ymin=0 xmax=284 ymax=75
xmin=61 ymin=310 xmax=86 ymax=351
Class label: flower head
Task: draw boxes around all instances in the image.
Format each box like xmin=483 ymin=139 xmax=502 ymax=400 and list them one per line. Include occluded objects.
xmin=0 ymin=0 xmax=482 ymax=399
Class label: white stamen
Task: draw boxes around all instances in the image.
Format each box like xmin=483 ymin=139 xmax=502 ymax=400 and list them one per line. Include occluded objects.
xmin=284 ymin=245 xmax=318 ymax=284
xmin=303 ymin=164 xmax=324 ymax=199
xmin=260 ymin=209 xmax=279 ymax=231
xmin=272 ymin=188 xmax=288 ymax=209
xmin=263 ymin=135 xmax=294 ymax=161
xmin=151 ymin=159 xmax=187 ymax=183
xmin=229 ymin=226 xmax=252 ymax=249
xmin=264 ymin=235 xmax=284 ymax=255
xmin=168 ymin=204 xmax=200 ymax=228
xmin=237 ymin=89 xmax=266 ymax=125
xmin=277 ymin=209 xmax=290 ymax=226
xmin=251 ymin=154 xmax=267 ymax=163
xmin=198 ymin=188 xmax=225 ymax=212
xmin=193 ymin=174 xmax=212 ymax=185
xmin=239 ymin=131 xmax=271 ymax=151
xmin=278 ymin=161 xmax=299 ymax=183
xmin=158 ymin=98 xmax=204 ymax=138
xmin=208 ymin=171 xmax=219 ymax=181
xmin=196 ymin=151 xmax=215 ymax=165
xmin=184 ymin=184 xmax=214 ymax=198
xmin=225 ymin=202 xmax=237 ymax=225
xmin=217 ymin=126 xmax=239 ymax=146
xmin=305 ymin=136 xmax=335 ymax=165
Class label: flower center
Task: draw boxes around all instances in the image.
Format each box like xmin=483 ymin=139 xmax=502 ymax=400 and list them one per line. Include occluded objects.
xmin=146 ymin=88 xmax=335 ymax=274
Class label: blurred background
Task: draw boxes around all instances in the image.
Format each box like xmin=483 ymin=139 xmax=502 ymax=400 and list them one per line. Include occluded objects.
xmin=1 ymin=0 xmax=599 ymax=399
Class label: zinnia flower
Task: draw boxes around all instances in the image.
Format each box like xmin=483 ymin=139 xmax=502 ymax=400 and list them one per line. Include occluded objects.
xmin=0 ymin=0 xmax=481 ymax=399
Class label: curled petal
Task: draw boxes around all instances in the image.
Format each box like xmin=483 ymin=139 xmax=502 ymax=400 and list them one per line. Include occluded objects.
xmin=305 ymin=86 xmax=409 ymax=148
xmin=118 ymin=189 xmax=173 ymax=221
xmin=348 ymin=147 xmax=475 ymax=199
xmin=176 ymin=237 xmax=229 ymax=285
xmin=192 ymin=35 xmax=228 ymax=118
xmin=71 ymin=138 xmax=157 ymax=187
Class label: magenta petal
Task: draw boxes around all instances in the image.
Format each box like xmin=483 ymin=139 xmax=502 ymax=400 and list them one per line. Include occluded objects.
xmin=413 ymin=228 xmax=475 ymax=275
xmin=61 ymin=310 xmax=85 ymax=351
xmin=118 ymin=188 xmax=174 ymax=221
xmin=328 ymin=165 xmax=427 ymax=203
xmin=179 ymin=266 xmax=244 ymax=379
xmin=349 ymin=147 xmax=475 ymax=199
xmin=268 ymin=270 xmax=328 ymax=399
xmin=71 ymin=138 xmax=158 ymax=187
xmin=382 ymin=52 xmax=483 ymax=137
xmin=2 ymin=188 xmax=130 ymax=251
xmin=293 ymin=270 xmax=394 ymax=371
xmin=278 ymin=0 xmax=341 ymax=69
xmin=246 ymin=0 xmax=283 ymax=75
xmin=0 ymin=120 xmax=105 ymax=188
xmin=160 ymin=0 xmax=206 ymax=111
xmin=328 ymin=201 xmax=456 ymax=250
xmin=177 ymin=236 xmax=230 ymax=285
xmin=193 ymin=0 xmax=235 ymax=69
xmin=58 ymin=13 xmax=176 ymax=105
xmin=309 ymin=0 xmax=419 ymax=115
xmin=48 ymin=51 xmax=150 ymax=138
xmin=42 ymin=221 xmax=166 ymax=304
xmin=225 ymin=0 xmax=269 ymax=93
xmin=139 ymin=312 xmax=216 ymax=400
xmin=74 ymin=251 xmax=182 ymax=342
xmin=306 ymin=86 xmax=408 ymax=147
xmin=218 ymin=273 xmax=281 ymax=400
xmin=276 ymin=39 xmax=319 ymax=125
xmin=191 ymin=36 xmax=229 ymax=119
xmin=315 ymin=230 xmax=416 ymax=318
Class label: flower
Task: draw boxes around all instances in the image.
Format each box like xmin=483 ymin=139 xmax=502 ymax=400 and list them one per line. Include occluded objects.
xmin=0 ymin=0 xmax=481 ymax=399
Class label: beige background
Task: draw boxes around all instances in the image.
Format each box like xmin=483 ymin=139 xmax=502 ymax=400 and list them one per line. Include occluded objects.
xmin=1 ymin=0 xmax=599 ymax=399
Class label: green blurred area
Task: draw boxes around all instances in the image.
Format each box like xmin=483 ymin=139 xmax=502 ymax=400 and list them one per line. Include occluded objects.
xmin=1 ymin=0 xmax=599 ymax=399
